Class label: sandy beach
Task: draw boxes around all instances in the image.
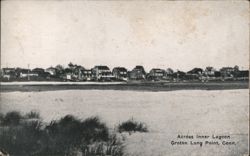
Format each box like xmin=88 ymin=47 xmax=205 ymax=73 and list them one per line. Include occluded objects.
xmin=0 ymin=89 xmax=249 ymax=156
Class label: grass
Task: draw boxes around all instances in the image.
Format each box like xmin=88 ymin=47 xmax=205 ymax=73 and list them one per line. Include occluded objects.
xmin=25 ymin=111 xmax=40 ymax=119
xmin=118 ymin=119 xmax=148 ymax=134
xmin=0 ymin=111 xmax=124 ymax=156
xmin=1 ymin=111 xmax=22 ymax=126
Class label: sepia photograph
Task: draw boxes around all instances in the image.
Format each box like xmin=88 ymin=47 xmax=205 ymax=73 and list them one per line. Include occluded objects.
xmin=0 ymin=0 xmax=249 ymax=156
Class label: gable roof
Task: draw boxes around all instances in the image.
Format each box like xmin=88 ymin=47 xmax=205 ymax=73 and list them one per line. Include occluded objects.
xmin=113 ymin=67 xmax=127 ymax=72
xmin=94 ymin=65 xmax=110 ymax=70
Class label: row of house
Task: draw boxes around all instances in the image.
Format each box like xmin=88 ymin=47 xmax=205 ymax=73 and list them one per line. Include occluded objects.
xmin=0 ymin=65 xmax=249 ymax=82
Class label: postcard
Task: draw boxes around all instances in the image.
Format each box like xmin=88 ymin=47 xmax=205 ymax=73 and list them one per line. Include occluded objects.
xmin=0 ymin=1 xmax=249 ymax=156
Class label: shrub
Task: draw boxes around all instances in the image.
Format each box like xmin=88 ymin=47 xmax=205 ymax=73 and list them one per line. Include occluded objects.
xmin=44 ymin=115 xmax=111 ymax=155
xmin=0 ymin=112 xmax=124 ymax=156
xmin=25 ymin=111 xmax=40 ymax=119
xmin=1 ymin=111 xmax=22 ymax=126
xmin=44 ymin=115 xmax=83 ymax=155
xmin=0 ymin=113 xmax=4 ymax=124
xmin=0 ymin=117 xmax=44 ymax=156
xmin=81 ymin=117 xmax=109 ymax=143
xmin=118 ymin=119 xmax=148 ymax=133
xmin=105 ymin=134 xmax=124 ymax=156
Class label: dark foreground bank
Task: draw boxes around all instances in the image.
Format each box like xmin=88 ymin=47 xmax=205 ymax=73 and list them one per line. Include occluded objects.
xmin=0 ymin=81 xmax=248 ymax=92
xmin=0 ymin=111 xmax=148 ymax=156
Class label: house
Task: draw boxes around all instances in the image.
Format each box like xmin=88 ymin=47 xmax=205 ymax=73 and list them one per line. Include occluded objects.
xmin=45 ymin=67 xmax=57 ymax=76
xmin=164 ymin=68 xmax=174 ymax=80
xmin=186 ymin=68 xmax=203 ymax=81
xmin=63 ymin=68 xmax=73 ymax=81
xmin=187 ymin=68 xmax=203 ymax=75
xmin=72 ymin=65 xmax=85 ymax=80
xmin=220 ymin=67 xmax=234 ymax=78
xmin=214 ymin=71 xmax=221 ymax=78
xmin=165 ymin=68 xmax=174 ymax=75
xmin=32 ymin=68 xmax=51 ymax=79
xmin=1 ymin=68 xmax=16 ymax=80
xmin=2 ymin=68 xmax=16 ymax=74
xmin=172 ymin=71 xmax=186 ymax=81
xmin=236 ymin=70 xmax=249 ymax=80
xmin=204 ymin=67 xmax=216 ymax=77
xmin=81 ymin=69 xmax=93 ymax=81
xmin=112 ymin=67 xmax=128 ymax=81
xmin=147 ymin=68 xmax=165 ymax=81
xmin=129 ymin=66 xmax=146 ymax=80
xmin=19 ymin=69 xmax=30 ymax=78
xmin=19 ymin=69 xmax=38 ymax=78
xmin=32 ymin=68 xmax=45 ymax=75
xmin=91 ymin=65 xmax=114 ymax=81
xmin=62 ymin=64 xmax=86 ymax=81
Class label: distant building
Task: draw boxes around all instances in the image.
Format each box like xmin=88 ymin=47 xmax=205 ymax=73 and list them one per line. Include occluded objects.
xmin=32 ymin=68 xmax=45 ymax=75
xmin=165 ymin=68 xmax=174 ymax=75
xmin=172 ymin=71 xmax=186 ymax=81
xmin=81 ymin=69 xmax=93 ymax=81
xmin=204 ymin=67 xmax=216 ymax=77
xmin=45 ymin=67 xmax=57 ymax=76
xmin=220 ymin=67 xmax=235 ymax=78
xmin=2 ymin=68 xmax=16 ymax=74
xmin=1 ymin=68 xmax=16 ymax=80
xmin=63 ymin=68 xmax=73 ymax=81
xmin=237 ymin=70 xmax=249 ymax=79
xmin=186 ymin=68 xmax=203 ymax=81
xmin=112 ymin=67 xmax=128 ymax=81
xmin=164 ymin=68 xmax=174 ymax=80
xmin=129 ymin=65 xmax=146 ymax=80
xmin=187 ymin=68 xmax=203 ymax=75
xmin=214 ymin=71 xmax=221 ymax=78
xmin=148 ymin=68 xmax=165 ymax=81
xmin=19 ymin=69 xmax=38 ymax=78
xmin=74 ymin=66 xmax=85 ymax=80
xmin=92 ymin=65 xmax=113 ymax=81
xmin=32 ymin=68 xmax=51 ymax=79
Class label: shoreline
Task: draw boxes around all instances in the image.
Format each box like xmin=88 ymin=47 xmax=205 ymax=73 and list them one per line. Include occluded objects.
xmin=0 ymin=81 xmax=126 ymax=85
xmin=0 ymin=81 xmax=248 ymax=92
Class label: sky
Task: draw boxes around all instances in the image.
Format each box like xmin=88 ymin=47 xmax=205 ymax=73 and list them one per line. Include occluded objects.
xmin=1 ymin=0 xmax=249 ymax=72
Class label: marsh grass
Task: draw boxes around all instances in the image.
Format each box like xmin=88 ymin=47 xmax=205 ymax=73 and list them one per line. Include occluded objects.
xmin=0 ymin=111 xmax=124 ymax=156
xmin=118 ymin=119 xmax=148 ymax=134
xmin=25 ymin=111 xmax=40 ymax=119
xmin=1 ymin=111 xmax=22 ymax=126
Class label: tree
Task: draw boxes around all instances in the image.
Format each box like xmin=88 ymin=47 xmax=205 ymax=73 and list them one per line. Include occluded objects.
xmin=55 ymin=65 xmax=64 ymax=71
xmin=234 ymin=65 xmax=239 ymax=71
xmin=68 ymin=62 xmax=75 ymax=69
xmin=165 ymin=68 xmax=174 ymax=75
xmin=55 ymin=65 xmax=65 ymax=76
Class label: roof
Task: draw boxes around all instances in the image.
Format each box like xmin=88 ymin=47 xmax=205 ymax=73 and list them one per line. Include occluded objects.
xmin=150 ymin=68 xmax=164 ymax=73
xmin=134 ymin=66 xmax=144 ymax=69
xmin=32 ymin=68 xmax=45 ymax=71
xmin=82 ymin=69 xmax=92 ymax=71
xmin=187 ymin=68 xmax=203 ymax=74
xmin=2 ymin=68 xmax=15 ymax=71
xmin=220 ymin=67 xmax=234 ymax=71
xmin=46 ymin=67 xmax=57 ymax=70
xmin=133 ymin=66 xmax=146 ymax=74
xmin=20 ymin=69 xmax=30 ymax=73
xmin=113 ymin=67 xmax=127 ymax=72
xmin=94 ymin=65 xmax=110 ymax=70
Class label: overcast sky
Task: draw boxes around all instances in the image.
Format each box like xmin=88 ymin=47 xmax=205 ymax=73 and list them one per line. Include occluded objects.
xmin=1 ymin=1 xmax=249 ymax=71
